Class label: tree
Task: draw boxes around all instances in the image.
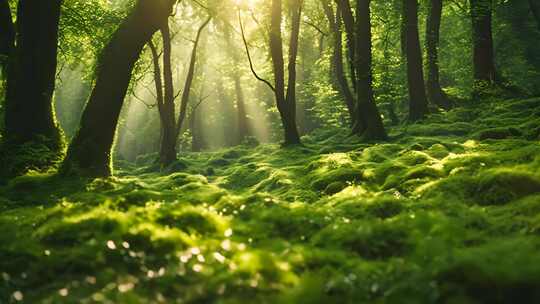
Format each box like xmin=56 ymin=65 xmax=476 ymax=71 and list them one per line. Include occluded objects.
xmin=61 ymin=0 xmax=177 ymax=177
xmin=149 ymin=16 xmax=210 ymax=166
xmin=269 ymin=0 xmax=302 ymax=145
xmin=353 ymin=0 xmax=387 ymax=139
xmin=0 ymin=0 xmax=14 ymax=75
xmin=2 ymin=0 xmax=64 ymax=176
xmin=402 ymin=0 xmax=429 ymax=121
xmin=223 ymin=25 xmax=250 ymax=145
xmin=321 ymin=0 xmax=355 ymax=123
xmin=425 ymin=0 xmax=451 ymax=109
xmin=470 ymin=0 xmax=498 ymax=93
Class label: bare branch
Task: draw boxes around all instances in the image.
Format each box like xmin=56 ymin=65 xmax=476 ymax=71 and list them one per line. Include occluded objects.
xmin=238 ymin=10 xmax=275 ymax=92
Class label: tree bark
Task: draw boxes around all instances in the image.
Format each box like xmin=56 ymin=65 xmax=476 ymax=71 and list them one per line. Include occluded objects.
xmin=528 ymin=0 xmax=540 ymax=31
xmin=4 ymin=0 xmax=63 ymax=147
xmin=269 ymin=0 xmax=301 ymax=145
xmin=470 ymin=0 xmax=497 ymax=90
xmin=62 ymin=0 xmax=176 ymax=177
xmin=425 ymin=0 xmax=451 ymax=109
xmin=353 ymin=0 xmax=386 ymax=139
xmin=321 ymin=0 xmax=355 ymax=123
xmin=334 ymin=0 xmax=357 ymax=92
xmin=0 ymin=0 xmax=14 ymax=74
xmin=402 ymin=0 xmax=429 ymax=121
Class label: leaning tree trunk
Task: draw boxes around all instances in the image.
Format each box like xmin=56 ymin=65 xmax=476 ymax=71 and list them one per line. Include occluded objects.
xmin=62 ymin=0 xmax=176 ymax=177
xmin=354 ymin=0 xmax=387 ymax=140
xmin=174 ymin=17 xmax=211 ymax=145
xmin=321 ymin=0 xmax=355 ymax=124
xmin=425 ymin=0 xmax=451 ymax=109
xmin=0 ymin=0 xmax=14 ymax=75
xmin=270 ymin=0 xmax=301 ymax=145
xmin=528 ymin=0 xmax=540 ymax=31
xmin=470 ymin=0 xmax=498 ymax=93
xmin=402 ymin=0 xmax=429 ymax=121
xmin=4 ymin=0 xmax=63 ymax=147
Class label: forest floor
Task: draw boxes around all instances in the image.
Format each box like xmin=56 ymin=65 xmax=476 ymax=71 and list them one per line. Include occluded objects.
xmin=1 ymin=97 xmax=540 ymax=303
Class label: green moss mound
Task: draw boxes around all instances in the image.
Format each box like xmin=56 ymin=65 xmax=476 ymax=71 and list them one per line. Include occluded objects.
xmin=1 ymin=97 xmax=540 ymax=303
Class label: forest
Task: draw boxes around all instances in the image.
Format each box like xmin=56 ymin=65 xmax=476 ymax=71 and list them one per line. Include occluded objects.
xmin=1 ymin=0 xmax=540 ymax=302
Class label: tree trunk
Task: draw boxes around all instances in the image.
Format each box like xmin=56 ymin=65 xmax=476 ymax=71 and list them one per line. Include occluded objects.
xmin=0 ymin=0 xmax=14 ymax=74
xmin=62 ymin=0 xmax=176 ymax=177
xmin=174 ymin=17 xmax=211 ymax=143
xmin=334 ymin=0 xmax=357 ymax=92
xmin=284 ymin=0 xmax=302 ymax=144
xmin=528 ymin=0 xmax=540 ymax=31
xmin=158 ymin=22 xmax=178 ymax=166
xmin=402 ymin=0 xmax=429 ymax=121
xmin=470 ymin=0 xmax=497 ymax=91
xmin=321 ymin=0 xmax=355 ymax=123
xmin=4 ymin=0 xmax=63 ymax=146
xmin=354 ymin=0 xmax=387 ymax=139
xmin=270 ymin=0 xmax=301 ymax=145
xmin=425 ymin=0 xmax=450 ymax=109
xmin=224 ymin=26 xmax=250 ymax=144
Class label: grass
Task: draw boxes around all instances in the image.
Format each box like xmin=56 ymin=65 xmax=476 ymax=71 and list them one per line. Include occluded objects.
xmin=1 ymin=97 xmax=540 ymax=303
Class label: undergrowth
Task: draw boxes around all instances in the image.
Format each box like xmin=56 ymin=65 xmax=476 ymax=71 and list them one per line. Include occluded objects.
xmin=1 ymin=97 xmax=540 ymax=303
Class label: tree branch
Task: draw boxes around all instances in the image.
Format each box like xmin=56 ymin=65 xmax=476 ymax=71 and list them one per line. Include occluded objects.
xmin=238 ymin=10 xmax=275 ymax=92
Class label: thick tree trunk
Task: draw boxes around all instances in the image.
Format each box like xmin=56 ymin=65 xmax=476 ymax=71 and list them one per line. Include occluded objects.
xmin=62 ymin=0 xmax=176 ymax=177
xmin=353 ymin=0 xmax=386 ymax=139
xmin=425 ymin=0 xmax=451 ymax=109
xmin=270 ymin=0 xmax=301 ymax=145
xmin=528 ymin=0 xmax=540 ymax=31
xmin=402 ymin=0 xmax=429 ymax=121
xmin=470 ymin=0 xmax=497 ymax=90
xmin=321 ymin=0 xmax=355 ymax=123
xmin=0 ymin=0 xmax=14 ymax=74
xmin=4 ymin=0 xmax=63 ymax=146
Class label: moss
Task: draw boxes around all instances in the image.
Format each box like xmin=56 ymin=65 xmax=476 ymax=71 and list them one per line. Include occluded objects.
xmin=474 ymin=169 xmax=540 ymax=205
xmin=475 ymin=127 xmax=522 ymax=140
xmin=1 ymin=97 xmax=540 ymax=303
xmin=310 ymin=167 xmax=363 ymax=191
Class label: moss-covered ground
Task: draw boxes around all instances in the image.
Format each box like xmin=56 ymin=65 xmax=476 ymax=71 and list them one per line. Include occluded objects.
xmin=1 ymin=97 xmax=540 ymax=303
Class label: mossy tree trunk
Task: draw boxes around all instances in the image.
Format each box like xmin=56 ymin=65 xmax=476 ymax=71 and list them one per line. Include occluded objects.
xmin=402 ymin=0 xmax=429 ymax=121
xmin=470 ymin=0 xmax=498 ymax=93
xmin=3 ymin=0 xmax=64 ymax=177
xmin=62 ymin=0 xmax=177 ymax=177
xmin=321 ymin=0 xmax=355 ymax=123
xmin=353 ymin=0 xmax=387 ymax=140
xmin=425 ymin=0 xmax=451 ymax=110
xmin=269 ymin=0 xmax=301 ymax=145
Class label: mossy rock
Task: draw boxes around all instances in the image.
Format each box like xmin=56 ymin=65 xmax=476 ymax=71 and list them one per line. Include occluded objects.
xmin=164 ymin=159 xmax=188 ymax=172
xmin=475 ymin=169 xmax=540 ymax=205
xmin=364 ymin=198 xmax=404 ymax=219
